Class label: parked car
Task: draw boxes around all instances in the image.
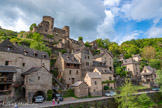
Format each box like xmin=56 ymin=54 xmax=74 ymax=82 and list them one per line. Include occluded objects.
xmin=55 ymin=94 xmax=64 ymax=101
xmin=34 ymin=96 xmax=44 ymax=103
xmin=105 ymin=91 xmax=116 ymax=97
xmin=152 ymin=87 xmax=160 ymax=91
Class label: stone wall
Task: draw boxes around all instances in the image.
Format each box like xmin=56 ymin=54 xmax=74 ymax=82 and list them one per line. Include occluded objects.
xmin=44 ymin=92 xmax=162 ymax=108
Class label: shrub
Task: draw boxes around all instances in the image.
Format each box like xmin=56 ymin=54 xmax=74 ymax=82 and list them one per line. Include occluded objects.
xmin=104 ymin=86 xmax=109 ymax=90
xmin=63 ymin=89 xmax=75 ymax=98
xmin=47 ymin=90 xmax=53 ymax=101
xmin=78 ymin=36 xmax=83 ymax=41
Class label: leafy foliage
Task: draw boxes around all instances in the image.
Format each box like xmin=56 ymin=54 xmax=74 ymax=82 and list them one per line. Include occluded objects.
xmin=103 ymin=85 xmax=109 ymax=90
xmin=30 ymin=23 xmax=36 ymax=31
xmin=136 ymin=94 xmax=154 ymax=108
xmin=156 ymin=69 xmax=162 ymax=93
xmin=84 ymin=41 xmax=92 ymax=47
xmin=47 ymin=90 xmax=53 ymax=101
xmin=78 ymin=36 xmax=83 ymax=41
xmin=115 ymin=79 xmax=138 ymax=108
xmin=141 ymin=46 xmax=156 ymax=61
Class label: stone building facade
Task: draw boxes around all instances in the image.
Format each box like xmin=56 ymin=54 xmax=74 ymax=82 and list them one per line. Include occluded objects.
xmin=122 ymin=58 xmax=140 ymax=77
xmin=22 ymin=66 xmax=52 ymax=103
xmin=141 ymin=66 xmax=156 ymax=83
xmin=73 ymin=47 xmax=94 ymax=79
xmin=93 ymin=66 xmax=115 ymax=89
xmin=55 ymin=53 xmax=82 ymax=88
xmin=71 ymin=81 xmax=88 ymax=98
xmin=93 ymin=51 xmax=114 ymax=72
xmin=0 ymin=40 xmax=51 ymax=103
xmin=84 ymin=72 xmax=102 ymax=96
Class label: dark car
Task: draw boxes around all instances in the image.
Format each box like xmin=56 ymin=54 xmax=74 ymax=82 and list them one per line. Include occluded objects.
xmin=54 ymin=94 xmax=64 ymax=101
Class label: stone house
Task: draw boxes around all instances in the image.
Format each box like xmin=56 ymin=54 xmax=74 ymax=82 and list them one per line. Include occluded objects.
xmin=93 ymin=66 xmax=115 ymax=89
xmin=122 ymin=58 xmax=140 ymax=77
xmin=89 ymin=40 xmax=98 ymax=50
xmin=73 ymin=47 xmax=94 ymax=79
xmin=132 ymin=54 xmax=141 ymax=62
xmin=84 ymin=72 xmax=102 ymax=96
xmin=71 ymin=81 xmax=88 ymax=98
xmin=141 ymin=66 xmax=156 ymax=84
xmin=93 ymin=51 xmax=114 ymax=72
xmin=0 ymin=40 xmax=51 ymax=103
xmin=55 ymin=53 xmax=81 ymax=88
xmin=22 ymin=66 xmax=52 ymax=103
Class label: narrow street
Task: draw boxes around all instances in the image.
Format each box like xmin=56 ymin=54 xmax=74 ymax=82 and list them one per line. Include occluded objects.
xmin=2 ymin=91 xmax=158 ymax=108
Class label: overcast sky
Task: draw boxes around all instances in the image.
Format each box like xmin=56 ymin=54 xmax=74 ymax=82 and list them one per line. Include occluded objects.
xmin=0 ymin=0 xmax=162 ymax=44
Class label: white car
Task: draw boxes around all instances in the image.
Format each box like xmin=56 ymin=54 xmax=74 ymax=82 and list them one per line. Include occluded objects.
xmin=105 ymin=91 xmax=116 ymax=96
xmin=34 ymin=96 xmax=44 ymax=103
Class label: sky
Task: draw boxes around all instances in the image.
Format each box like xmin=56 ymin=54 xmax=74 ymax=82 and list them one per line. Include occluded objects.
xmin=0 ymin=0 xmax=162 ymax=44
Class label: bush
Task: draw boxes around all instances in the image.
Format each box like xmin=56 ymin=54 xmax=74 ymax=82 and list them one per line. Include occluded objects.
xmin=78 ymin=36 xmax=83 ymax=41
xmin=47 ymin=90 xmax=53 ymax=101
xmin=104 ymin=86 xmax=109 ymax=90
xmin=63 ymin=89 xmax=75 ymax=98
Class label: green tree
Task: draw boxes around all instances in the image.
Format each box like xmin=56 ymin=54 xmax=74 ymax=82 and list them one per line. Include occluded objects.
xmin=136 ymin=94 xmax=154 ymax=108
xmin=115 ymin=79 xmax=138 ymax=108
xmin=78 ymin=36 xmax=83 ymax=41
xmin=141 ymin=46 xmax=156 ymax=61
xmin=84 ymin=41 xmax=92 ymax=47
xmin=156 ymin=69 xmax=162 ymax=93
xmin=30 ymin=23 xmax=37 ymax=31
xmin=115 ymin=66 xmax=128 ymax=77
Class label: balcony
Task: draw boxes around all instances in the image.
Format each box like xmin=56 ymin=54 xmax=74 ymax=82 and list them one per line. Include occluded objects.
xmin=0 ymin=77 xmax=13 ymax=84
xmin=65 ymin=63 xmax=80 ymax=69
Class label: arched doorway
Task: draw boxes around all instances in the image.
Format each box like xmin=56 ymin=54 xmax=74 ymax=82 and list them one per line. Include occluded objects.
xmin=32 ymin=91 xmax=45 ymax=102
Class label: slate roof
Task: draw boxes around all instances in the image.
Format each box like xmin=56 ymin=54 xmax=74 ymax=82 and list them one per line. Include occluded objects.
xmin=62 ymin=53 xmax=80 ymax=64
xmin=93 ymin=51 xmax=113 ymax=58
xmin=93 ymin=61 xmax=106 ymax=67
xmin=87 ymin=72 xmax=101 ymax=79
xmin=0 ymin=65 xmax=17 ymax=73
xmin=71 ymin=81 xmax=84 ymax=87
xmin=95 ymin=67 xmax=113 ymax=74
xmin=145 ymin=66 xmax=156 ymax=72
xmin=22 ymin=66 xmax=43 ymax=75
xmin=122 ymin=58 xmax=138 ymax=65
xmin=73 ymin=46 xmax=90 ymax=54
xmin=0 ymin=39 xmax=49 ymax=59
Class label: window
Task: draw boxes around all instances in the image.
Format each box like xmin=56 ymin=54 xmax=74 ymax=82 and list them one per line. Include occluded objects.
xmin=7 ymin=47 xmax=11 ymax=51
xmin=86 ymin=62 xmax=89 ymax=66
xmin=94 ymin=81 xmax=97 ymax=85
xmin=34 ymin=53 xmax=38 ymax=57
xmin=109 ymin=67 xmax=112 ymax=71
xmin=93 ymin=89 xmax=96 ymax=92
xmin=69 ymin=70 xmax=71 ymax=75
xmin=85 ymin=56 xmax=86 ymax=59
xmin=69 ymin=78 xmax=70 ymax=80
xmin=22 ymin=63 xmax=25 ymax=67
xmin=42 ymin=54 xmax=46 ymax=58
xmin=38 ymin=76 xmax=40 ymax=80
xmin=144 ymin=70 xmax=146 ymax=73
xmin=67 ymin=63 xmax=70 ymax=66
xmin=24 ymin=51 xmax=28 ymax=55
xmin=88 ymin=56 xmax=89 ymax=59
xmin=76 ymin=70 xmax=78 ymax=75
xmin=5 ymin=61 xmax=9 ymax=66
xmin=109 ymin=77 xmax=112 ymax=81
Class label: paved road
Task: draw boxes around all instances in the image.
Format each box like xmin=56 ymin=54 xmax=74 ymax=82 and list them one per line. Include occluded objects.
xmin=2 ymin=90 xmax=159 ymax=108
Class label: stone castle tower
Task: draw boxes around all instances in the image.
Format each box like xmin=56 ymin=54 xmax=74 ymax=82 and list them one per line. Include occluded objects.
xmin=33 ymin=16 xmax=70 ymax=38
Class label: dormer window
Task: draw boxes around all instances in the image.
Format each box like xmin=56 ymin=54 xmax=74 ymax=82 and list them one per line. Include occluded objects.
xmin=42 ymin=54 xmax=46 ymax=58
xmin=6 ymin=46 xmax=11 ymax=51
xmin=24 ymin=50 xmax=28 ymax=55
xmin=34 ymin=52 xmax=38 ymax=57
